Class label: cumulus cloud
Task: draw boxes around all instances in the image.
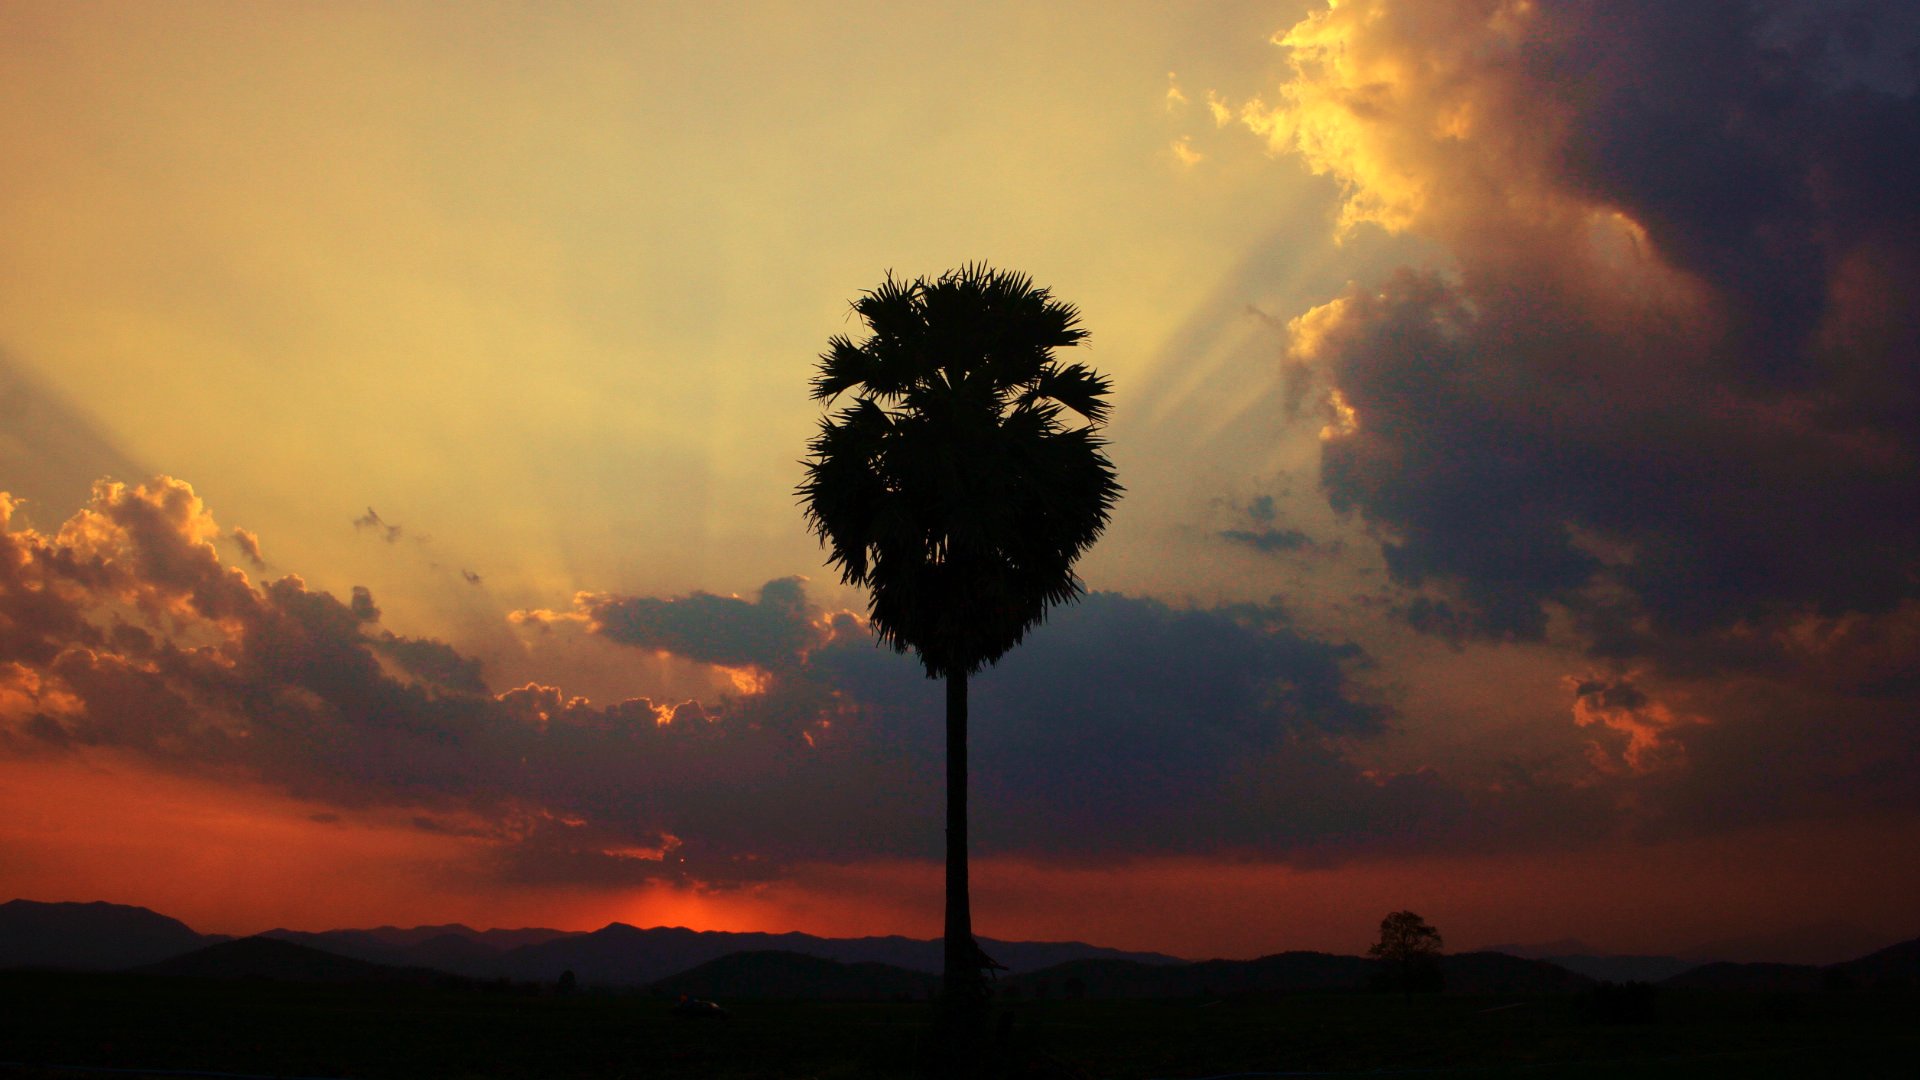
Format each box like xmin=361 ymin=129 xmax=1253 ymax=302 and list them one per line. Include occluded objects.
xmin=1241 ymin=0 xmax=1920 ymax=667
xmin=0 ymin=479 xmax=711 ymax=880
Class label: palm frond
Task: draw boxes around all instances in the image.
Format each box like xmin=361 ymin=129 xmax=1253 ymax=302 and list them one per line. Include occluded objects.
xmin=1026 ymin=361 xmax=1113 ymax=423
xmin=798 ymin=265 xmax=1121 ymax=677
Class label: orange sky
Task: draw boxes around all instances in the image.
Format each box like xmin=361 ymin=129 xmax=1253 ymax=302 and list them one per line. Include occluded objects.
xmin=5 ymin=749 xmax=1916 ymax=958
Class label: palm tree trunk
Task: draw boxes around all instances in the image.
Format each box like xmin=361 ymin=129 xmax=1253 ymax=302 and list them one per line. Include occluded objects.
xmin=942 ymin=667 xmax=974 ymax=1003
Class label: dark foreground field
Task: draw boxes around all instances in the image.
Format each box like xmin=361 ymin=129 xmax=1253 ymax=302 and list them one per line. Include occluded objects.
xmin=1 ymin=971 xmax=1915 ymax=1079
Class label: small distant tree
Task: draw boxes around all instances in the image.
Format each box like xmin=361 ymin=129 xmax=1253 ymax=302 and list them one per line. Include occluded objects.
xmin=1368 ymin=911 xmax=1443 ymax=997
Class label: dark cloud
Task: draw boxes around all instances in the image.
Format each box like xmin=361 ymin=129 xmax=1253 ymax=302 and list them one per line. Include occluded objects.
xmin=1209 ymin=0 xmax=1920 ymax=874
xmin=879 ymin=592 xmax=1401 ymax=857
xmin=1256 ymin=1 xmax=1920 ymax=664
xmin=534 ymin=577 xmax=818 ymax=670
xmin=1221 ymin=526 xmax=1312 ymax=553
xmin=1219 ymin=494 xmax=1319 ymax=555
xmin=372 ymin=633 xmax=488 ymax=695
xmin=228 ymin=527 xmax=266 ymax=569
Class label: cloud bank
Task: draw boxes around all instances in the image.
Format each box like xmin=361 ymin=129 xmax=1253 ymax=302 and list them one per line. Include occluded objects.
xmin=1241 ymin=0 xmax=1918 ymax=658
xmin=1176 ymin=0 xmax=1920 ymax=847
xmin=0 ymin=476 xmax=1623 ymax=890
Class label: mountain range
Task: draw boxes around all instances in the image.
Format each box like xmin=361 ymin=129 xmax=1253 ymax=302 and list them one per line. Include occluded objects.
xmin=0 ymin=899 xmax=1179 ymax=985
xmin=1480 ymin=919 xmax=1902 ymax=982
xmin=6 ymin=899 xmax=1916 ymax=998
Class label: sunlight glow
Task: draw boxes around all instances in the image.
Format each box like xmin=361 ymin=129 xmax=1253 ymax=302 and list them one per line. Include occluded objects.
xmin=1320 ymin=386 xmax=1359 ymax=440
xmin=715 ymin=663 xmax=771 ymax=696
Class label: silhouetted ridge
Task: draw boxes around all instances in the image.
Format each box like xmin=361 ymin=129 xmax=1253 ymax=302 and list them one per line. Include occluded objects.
xmin=1481 ymin=937 xmax=1598 ymax=958
xmin=1661 ymin=961 xmax=1825 ymax=993
xmin=1829 ymin=935 xmax=1920 ymax=987
xmin=1001 ymin=951 xmax=1379 ymax=999
xmin=255 ymin=925 xmax=572 ymax=979
xmin=260 ymin=927 xmax=412 ymax=967
xmin=1440 ymin=951 xmax=1594 ymax=994
xmin=344 ymin=923 xmax=578 ymax=950
xmin=1654 ymin=935 xmax=1920 ymax=992
xmin=1549 ymin=954 xmax=1695 ymax=984
xmin=404 ymin=932 xmax=510 ymax=977
xmin=1480 ymin=939 xmax=1694 ymax=983
xmin=648 ymin=950 xmax=938 ymax=1001
xmin=494 ymin=922 xmax=1180 ymax=986
xmin=137 ymin=935 xmax=447 ymax=983
xmin=0 ymin=899 xmax=216 ymax=970
xmin=994 ymin=951 xmax=1595 ymax=999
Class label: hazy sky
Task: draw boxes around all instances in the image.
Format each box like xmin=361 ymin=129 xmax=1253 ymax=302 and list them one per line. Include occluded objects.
xmin=3 ymin=0 xmax=1918 ymax=961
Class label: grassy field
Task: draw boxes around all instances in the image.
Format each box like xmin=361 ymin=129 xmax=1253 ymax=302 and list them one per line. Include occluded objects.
xmin=1 ymin=971 xmax=1915 ymax=1079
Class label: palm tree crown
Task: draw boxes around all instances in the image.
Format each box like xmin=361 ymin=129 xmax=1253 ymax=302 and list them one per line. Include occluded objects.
xmin=799 ymin=263 xmax=1121 ymax=678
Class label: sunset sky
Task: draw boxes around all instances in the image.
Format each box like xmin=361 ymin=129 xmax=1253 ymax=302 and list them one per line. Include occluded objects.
xmin=4 ymin=0 xmax=1918 ymax=962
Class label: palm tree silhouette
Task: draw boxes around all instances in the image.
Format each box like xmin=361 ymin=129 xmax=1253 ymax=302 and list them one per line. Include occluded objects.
xmin=799 ymin=264 xmax=1121 ymax=1006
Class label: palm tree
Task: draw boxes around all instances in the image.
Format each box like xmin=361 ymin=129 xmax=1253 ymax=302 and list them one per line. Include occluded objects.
xmin=799 ymin=264 xmax=1121 ymax=1006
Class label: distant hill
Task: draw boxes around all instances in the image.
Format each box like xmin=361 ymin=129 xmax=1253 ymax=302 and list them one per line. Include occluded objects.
xmin=402 ymin=932 xmax=512 ymax=978
xmin=1439 ymin=952 xmax=1594 ymax=994
xmin=259 ymin=928 xmax=413 ymax=967
xmin=1681 ymin=921 xmax=1892 ymax=966
xmin=344 ymin=924 xmax=578 ymax=951
xmin=1477 ymin=939 xmax=1695 ymax=983
xmin=492 ymin=923 xmax=1183 ymax=987
xmin=1662 ymin=961 xmax=1826 ymax=993
xmin=999 ymin=957 xmax=1196 ymax=999
xmin=1480 ymin=937 xmax=1598 ymax=958
xmin=137 ymin=936 xmax=448 ymax=984
xmin=1538 ymin=954 xmax=1695 ymax=984
xmin=16 ymin=897 xmax=1912 ymax=1000
xmin=1666 ymin=937 xmax=1920 ymax=993
xmin=995 ymin=950 xmax=1592 ymax=1000
xmin=0 ymin=899 xmax=217 ymax=971
xmin=1478 ymin=924 xmax=1913 ymax=983
xmin=649 ymin=950 xmax=938 ymax=1001
xmin=1644 ymin=934 xmax=1920 ymax=993
xmin=1000 ymin=951 xmax=1377 ymax=999
xmin=1192 ymin=951 xmax=1380 ymax=996
xmin=3 ymin=898 xmax=1173 ymax=988
xmin=979 ymin=937 xmax=1185 ymax=973
xmin=256 ymin=926 xmax=562 ymax=979
xmin=1828 ymin=936 xmax=1920 ymax=989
